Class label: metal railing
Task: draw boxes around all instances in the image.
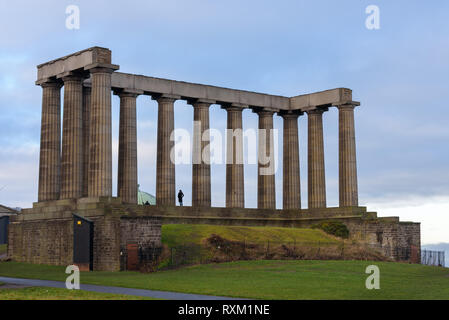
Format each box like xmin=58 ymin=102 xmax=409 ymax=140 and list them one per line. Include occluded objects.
xmin=163 ymin=239 xmax=387 ymax=269
xmin=421 ymin=250 xmax=445 ymax=267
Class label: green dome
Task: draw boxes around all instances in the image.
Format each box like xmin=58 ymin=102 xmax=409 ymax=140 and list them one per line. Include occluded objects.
xmin=137 ymin=185 xmax=156 ymax=205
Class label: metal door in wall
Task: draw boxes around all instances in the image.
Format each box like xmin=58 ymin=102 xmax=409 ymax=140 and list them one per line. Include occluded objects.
xmin=127 ymin=243 xmax=139 ymax=271
xmin=73 ymin=214 xmax=93 ymax=271
xmin=0 ymin=216 xmax=9 ymax=245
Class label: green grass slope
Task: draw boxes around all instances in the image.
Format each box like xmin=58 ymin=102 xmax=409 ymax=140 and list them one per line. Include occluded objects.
xmin=0 ymin=260 xmax=448 ymax=299
xmin=0 ymin=285 xmax=154 ymax=300
xmin=162 ymin=224 xmax=339 ymax=247
xmin=0 ymin=244 xmax=6 ymax=255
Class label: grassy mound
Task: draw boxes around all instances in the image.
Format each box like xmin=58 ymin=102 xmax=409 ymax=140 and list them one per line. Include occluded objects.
xmin=162 ymin=224 xmax=339 ymax=247
xmin=154 ymin=224 xmax=387 ymax=270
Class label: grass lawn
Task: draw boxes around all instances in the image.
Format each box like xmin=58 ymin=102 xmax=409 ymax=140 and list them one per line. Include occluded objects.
xmin=0 ymin=285 xmax=154 ymax=300
xmin=0 ymin=244 xmax=6 ymax=255
xmin=0 ymin=260 xmax=448 ymax=299
xmin=162 ymin=224 xmax=339 ymax=247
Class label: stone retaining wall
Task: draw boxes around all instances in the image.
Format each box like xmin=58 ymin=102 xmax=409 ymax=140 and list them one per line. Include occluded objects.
xmin=7 ymin=197 xmax=420 ymax=269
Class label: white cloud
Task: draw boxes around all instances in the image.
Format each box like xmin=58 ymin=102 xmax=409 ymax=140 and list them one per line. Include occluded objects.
xmin=367 ymin=196 xmax=449 ymax=244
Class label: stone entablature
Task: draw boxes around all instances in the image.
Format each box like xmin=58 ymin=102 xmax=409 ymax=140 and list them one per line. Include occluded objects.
xmin=36 ymin=47 xmax=354 ymax=112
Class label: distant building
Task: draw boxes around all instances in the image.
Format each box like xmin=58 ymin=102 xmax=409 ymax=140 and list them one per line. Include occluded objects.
xmin=137 ymin=185 xmax=156 ymax=205
xmin=0 ymin=204 xmax=18 ymax=245
xmin=0 ymin=204 xmax=18 ymax=217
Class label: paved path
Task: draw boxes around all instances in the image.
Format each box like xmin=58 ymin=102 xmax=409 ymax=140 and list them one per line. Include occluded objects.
xmin=0 ymin=276 xmax=242 ymax=300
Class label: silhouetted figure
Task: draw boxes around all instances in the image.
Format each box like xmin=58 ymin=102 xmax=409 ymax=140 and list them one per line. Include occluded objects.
xmin=178 ymin=190 xmax=184 ymax=206
xmin=144 ymin=201 xmax=150 ymax=206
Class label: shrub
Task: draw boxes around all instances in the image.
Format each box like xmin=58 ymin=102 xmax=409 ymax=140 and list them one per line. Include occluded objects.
xmin=312 ymin=221 xmax=349 ymax=239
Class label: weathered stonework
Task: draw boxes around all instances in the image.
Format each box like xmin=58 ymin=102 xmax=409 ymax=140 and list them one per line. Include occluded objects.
xmin=307 ymin=108 xmax=327 ymax=208
xmin=120 ymin=217 xmax=162 ymax=270
xmin=191 ymin=101 xmax=212 ymax=207
xmin=225 ymin=107 xmax=244 ymax=208
xmin=281 ymin=112 xmax=301 ymax=209
xmin=8 ymin=198 xmax=420 ymax=267
xmin=346 ymin=218 xmax=421 ymax=262
xmin=117 ymin=92 xmax=139 ymax=204
xmin=14 ymin=46 xmax=421 ymax=271
xmin=7 ymin=198 xmax=162 ymax=271
xmin=256 ymin=110 xmax=276 ymax=209
xmin=156 ymin=97 xmax=176 ymax=206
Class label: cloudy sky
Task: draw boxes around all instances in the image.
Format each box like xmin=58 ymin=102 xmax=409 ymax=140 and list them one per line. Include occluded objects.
xmin=0 ymin=1 xmax=448 ymax=244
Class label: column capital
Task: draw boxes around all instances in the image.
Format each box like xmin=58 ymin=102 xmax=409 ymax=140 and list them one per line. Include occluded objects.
xmin=222 ymin=104 xmax=245 ymax=112
xmin=58 ymin=70 xmax=88 ymax=82
xmin=113 ymin=88 xmax=143 ymax=98
xmin=336 ymin=101 xmax=360 ymax=109
xmin=37 ymin=78 xmax=63 ymax=88
xmin=61 ymin=74 xmax=85 ymax=83
xmin=252 ymin=108 xmax=275 ymax=117
xmin=187 ymin=98 xmax=214 ymax=107
xmin=278 ymin=110 xmax=303 ymax=119
xmin=152 ymin=94 xmax=179 ymax=103
xmin=306 ymin=106 xmax=328 ymax=115
xmin=85 ymin=63 xmax=119 ymax=74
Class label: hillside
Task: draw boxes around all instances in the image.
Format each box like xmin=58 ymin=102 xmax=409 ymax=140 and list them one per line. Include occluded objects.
xmin=158 ymin=224 xmax=387 ymax=268
xmin=161 ymin=224 xmax=339 ymax=247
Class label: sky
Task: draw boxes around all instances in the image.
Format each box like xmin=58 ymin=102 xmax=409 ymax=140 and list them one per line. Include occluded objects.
xmin=0 ymin=1 xmax=448 ymax=245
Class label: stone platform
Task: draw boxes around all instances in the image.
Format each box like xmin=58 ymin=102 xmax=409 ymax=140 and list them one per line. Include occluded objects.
xmin=7 ymin=198 xmax=420 ymax=271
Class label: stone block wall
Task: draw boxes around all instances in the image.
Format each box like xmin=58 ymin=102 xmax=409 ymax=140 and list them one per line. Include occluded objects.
xmin=7 ymin=199 xmax=162 ymax=271
xmin=397 ymin=222 xmax=421 ymax=262
xmin=346 ymin=218 xmax=421 ymax=262
xmin=8 ymin=219 xmax=73 ymax=266
xmin=119 ymin=217 xmax=162 ymax=270
xmin=91 ymin=216 xmax=121 ymax=271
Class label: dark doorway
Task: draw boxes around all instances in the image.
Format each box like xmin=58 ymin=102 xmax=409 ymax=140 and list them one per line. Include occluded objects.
xmin=127 ymin=243 xmax=139 ymax=271
xmin=73 ymin=214 xmax=93 ymax=271
xmin=0 ymin=216 xmax=9 ymax=245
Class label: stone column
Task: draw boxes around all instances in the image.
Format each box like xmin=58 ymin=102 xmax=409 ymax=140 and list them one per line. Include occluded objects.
xmin=225 ymin=106 xmax=244 ymax=208
xmin=192 ymin=101 xmax=211 ymax=207
xmin=82 ymin=86 xmax=91 ymax=197
xmin=60 ymin=74 xmax=84 ymax=199
xmin=38 ymin=80 xmax=62 ymax=202
xmin=87 ymin=66 xmax=116 ymax=198
xmin=156 ymin=96 xmax=176 ymax=206
xmin=338 ymin=103 xmax=359 ymax=207
xmin=256 ymin=110 xmax=275 ymax=209
xmin=307 ymin=108 xmax=327 ymax=208
xmin=281 ymin=112 xmax=301 ymax=210
xmin=117 ymin=91 xmax=140 ymax=204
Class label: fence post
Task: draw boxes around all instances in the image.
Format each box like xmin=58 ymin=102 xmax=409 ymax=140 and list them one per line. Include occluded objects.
xmin=244 ymin=238 xmax=246 ymax=257
xmin=317 ymin=241 xmax=320 ymax=258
